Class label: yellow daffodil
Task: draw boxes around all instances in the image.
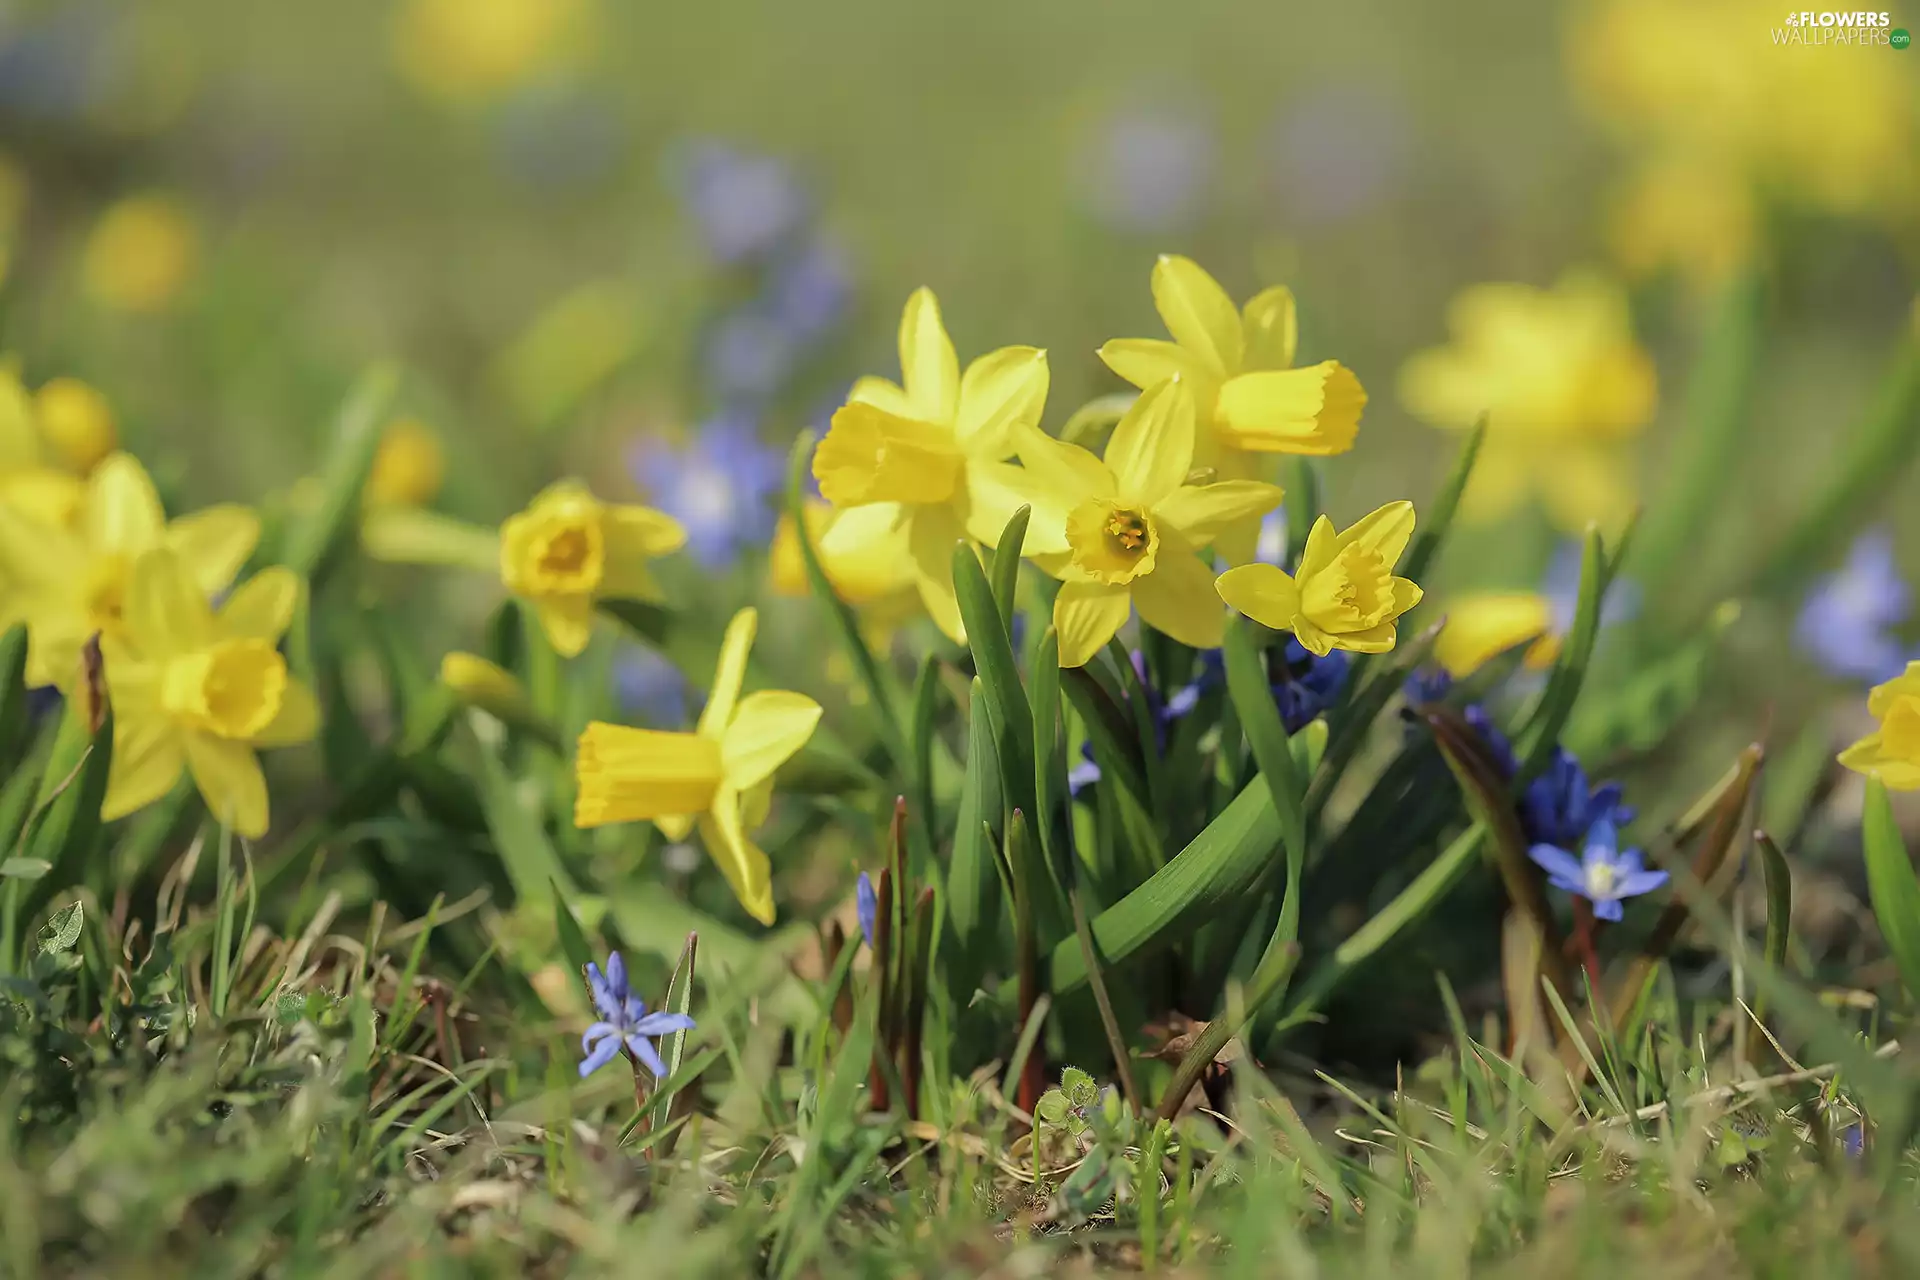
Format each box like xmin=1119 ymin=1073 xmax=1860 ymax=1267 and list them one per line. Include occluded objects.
xmin=500 ymin=481 xmax=686 ymax=659
xmin=0 ymin=367 xmax=85 ymax=529
xmin=575 ymin=607 xmax=820 ymax=924
xmin=811 ymin=287 xmax=1053 ymax=643
xmin=1216 ymin=501 xmax=1423 ymax=656
xmin=100 ymin=550 xmax=318 ymax=836
xmin=81 ymin=193 xmax=198 ymax=313
xmin=1605 ymin=160 xmax=1756 ymax=293
xmin=770 ymin=499 xmax=921 ymax=650
xmin=33 ymin=377 xmax=118 ymax=474
xmin=393 ymin=0 xmax=592 ymax=106
xmin=1839 ymin=662 xmax=1920 ymax=791
xmin=1432 ymin=593 xmax=1561 ymax=676
xmin=1099 ymin=255 xmax=1366 ymax=562
xmin=0 ymin=451 xmax=257 ymax=689
xmin=367 ymin=418 xmax=446 ymax=508
xmin=1398 ymin=273 xmax=1654 ymax=532
xmin=1015 ymin=378 xmax=1284 ymax=667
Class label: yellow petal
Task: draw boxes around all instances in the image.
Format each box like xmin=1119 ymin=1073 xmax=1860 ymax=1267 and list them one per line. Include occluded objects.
xmin=962 ymin=460 xmax=1074 ymax=556
xmin=605 ymin=503 xmax=688 ymax=558
xmin=1241 ymin=286 xmax=1298 ymax=371
xmin=1334 ymin=500 xmax=1417 ymax=567
xmin=813 ymin=402 xmax=962 ymax=508
xmin=101 ymin=716 xmax=185 ymax=823
xmin=1294 ymin=514 xmax=1340 ymax=579
xmin=656 ymin=813 xmax=695 ymax=841
xmin=954 ymin=345 xmax=1048 ymax=458
xmin=1012 ymin=428 xmax=1114 ymax=509
xmin=0 ymin=367 xmax=42 ymax=471
xmin=1133 ymin=550 xmax=1226 ymax=650
xmin=1150 ymin=480 xmax=1285 ymax=549
xmin=253 ymin=679 xmax=319 ymax=747
xmin=1434 ymin=593 xmax=1553 ymax=677
xmin=1214 ymin=563 xmax=1301 ymax=632
xmin=1105 ymin=378 xmax=1197 ymax=507
xmin=219 ymin=567 xmax=301 ymax=641
xmin=574 ymin=722 xmax=724 ymax=825
xmin=898 ymin=287 xmax=959 ymax=424
xmin=1097 ymin=338 xmax=1212 ymax=395
xmin=1322 ymin=620 xmax=1401 ymax=655
xmin=698 ymin=607 xmax=758 ymax=738
xmin=1215 ymin=362 xmax=1365 ymax=456
xmin=720 ymin=689 xmax=822 ymax=791
xmin=184 ymin=734 xmax=269 ymax=838
xmin=907 ymin=505 xmax=967 ymax=644
xmin=166 ymin=504 xmax=262 ymax=597
xmin=1053 ymin=580 xmax=1131 ymax=668
xmin=699 ymin=791 xmax=776 ymax=925
xmin=1151 ymin=255 xmax=1243 ymax=376
xmin=535 ymin=596 xmax=595 ymax=658
xmin=1836 ymin=733 xmax=1920 ymax=789
xmin=850 ymin=375 xmax=915 ymax=416
xmin=126 ymin=548 xmax=213 ymax=657
xmin=0 ymin=470 xmax=84 ymax=528
xmin=86 ymin=453 xmax=166 ymax=556
xmin=1868 ymin=664 xmax=1920 ymax=719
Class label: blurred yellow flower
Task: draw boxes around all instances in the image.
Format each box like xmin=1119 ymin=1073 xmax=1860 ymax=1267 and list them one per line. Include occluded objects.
xmin=34 ymin=377 xmax=119 ymax=474
xmin=1606 ymin=160 xmax=1757 ymax=292
xmin=100 ymin=552 xmax=318 ymax=836
xmin=1216 ymin=502 xmax=1423 ymax=656
xmin=82 ymin=193 xmax=198 ymax=313
xmin=1099 ymin=255 xmax=1366 ymax=562
xmin=1574 ymin=0 xmax=1917 ymax=225
xmin=1015 ymin=378 xmax=1283 ymax=667
xmin=0 ymin=368 xmax=85 ymax=529
xmin=440 ymin=651 xmax=533 ymax=722
xmin=394 ymin=0 xmax=591 ymax=105
xmin=812 ymin=287 xmax=1053 ymax=644
xmin=1432 ymin=592 xmax=1561 ymax=676
xmin=1839 ymin=662 xmax=1920 ymax=791
xmin=499 ymin=481 xmax=685 ymax=658
xmin=0 ymin=451 xmax=257 ymax=689
xmin=1399 ymin=273 xmax=1655 ymax=532
xmin=770 ymin=499 xmax=921 ymax=650
xmin=367 ymin=418 xmax=445 ymax=508
xmin=575 ymin=607 xmax=821 ymax=924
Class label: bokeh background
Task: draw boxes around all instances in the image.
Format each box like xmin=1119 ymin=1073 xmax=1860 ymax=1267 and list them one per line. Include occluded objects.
xmin=0 ymin=0 xmax=1916 ymax=887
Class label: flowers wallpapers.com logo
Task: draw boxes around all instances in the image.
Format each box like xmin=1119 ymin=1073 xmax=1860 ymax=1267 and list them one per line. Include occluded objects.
xmin=1773 ymin=9 xmax=1906 ymax=42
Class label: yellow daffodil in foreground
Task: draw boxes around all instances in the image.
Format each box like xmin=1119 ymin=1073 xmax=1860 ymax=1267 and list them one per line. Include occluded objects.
xmin=1099 ymin=256 xmax=1365 ymax=561
xmin=1398 ymin=273 xmax=1654 ymax=532
xmin=812 ymin=287 xmax=1052 ymax=643
xmin=1839 ymin=662 xmax=1920 ymax=791
xmin=33 ymin=377 xmax=118 ymax=474
xmin=100 ymin=551 xmax=318 ymax=836
xmin=367 ymin=418 xmax=446 ymax=508
xmin=1216 ymin=501 xmax=1423 ymax=656
xmin=1017 ymin=378 xmax=1284 ymax=667
xmin=499 ymin=481 xmax=686 ymax=659
xmin=1433 ymin=592 xmax=1561 ymax=677
xmin=0 ymin=451 xmax=258 ymax=689
xmin=575 ymin=608 xmax=820 ymax=924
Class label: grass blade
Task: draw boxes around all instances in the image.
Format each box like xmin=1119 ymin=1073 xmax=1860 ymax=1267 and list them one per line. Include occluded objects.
xmin=1861 ymin=776 xmax=1920 ymax=1003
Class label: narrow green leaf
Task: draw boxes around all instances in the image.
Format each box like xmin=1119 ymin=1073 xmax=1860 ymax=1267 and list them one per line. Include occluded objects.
xmin=1513 ymin=525 xmax=1611 ymax=785
xmin=954 ymin=535 xmax=1046 ymax=902
xmin=552 ymin=881 xmax=595 ymax=979
xmin=946 ymin=679 xmax=1003 ymax=972
xmin=1564 ymin=600 xmax=1740 ymax=758
xmin=989 ymin=505 xmax=1030 ymax=636
xmin=1398 ymin=415 xmax=1486 ymax=588
xmin=648 ymin=931 xmax=700 ymax=1140
xmin=22 ymin=677 xmax=113 ymax=917
xmin=0 ymin=624 xmax=27 ymax=775
xmin=1308 ymin=621 xmax=1442 ymax=825
xmin=1222 ymin=617 xmax=1306 ymax=866
xmin=1752 ymin=830 xmax=1793 ymax=1026
xmin=0 ymin=858 xmax=48 ymax=880
xmin=1283 ymin=458 xmax=1319 ymax=571
xmin=1862 ymin=777 xmax=1920 ymax=1003
xmin=281 ymin=364 xmax=401 ymax=581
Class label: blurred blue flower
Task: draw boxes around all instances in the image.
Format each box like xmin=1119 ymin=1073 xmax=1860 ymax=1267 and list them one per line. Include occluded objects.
xmin=1270 ymin=639 xmax=1347 ymax=733
xmin=1464 ymin=704 xmax=1519 ymax=777
xmin=855 ymin=871 xmax=877 ymax=949
xmin=1841 ymin=1121 xmax=1866 ymax=1158
xmin=767 ymin=236 xmax=853 ymax=343
xmin=613 ymin=645 xmax=692 ymax=727
xmin=1527 ymin=817 xmax=1667 ymax=922
xmin=704 ymin=310 xmax=798 ymax=404
xmin=1256 ymin=508 xmax=1289 ymax=568
xmin=1520 ymin=747 xmax=1636 ymax=849
xmin=1796 ymin=530 xmax=1913 ymax=685
xmin=1401 ymin=666 xmax=1454 ymax=708
xmin=629 ymin=415 xmax=785 ymax=567
xmin=579 ymin=951 xmax=696 ymax=1078
xmin=1067 ymin=746 xmax=1104 ymax=797
xmin=673 ymin=141 xmax=808 ymax=265
xmin=1270 ymin=83 xmax=1410 ymax=226
xmin=1084 ymin=104 xmax=1215 ymax=234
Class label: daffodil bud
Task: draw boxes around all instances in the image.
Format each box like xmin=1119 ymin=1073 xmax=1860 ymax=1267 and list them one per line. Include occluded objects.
xmin=366 ymin=418 xmax=445 ymax=508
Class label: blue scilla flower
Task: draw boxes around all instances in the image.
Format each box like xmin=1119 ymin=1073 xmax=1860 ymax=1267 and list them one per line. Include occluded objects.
xmin=767 ymin=236 xmax=852 ymax=344
xmin=580 ymin=951 xmax=696 ymax=1078
xmin=629 ymin=415 xmax=785 ymax=568
xmin=1270 ymin=638 xmax=1348 ymax=733
xmin=1520 ymin=748 xmax=1636 ymax=850
xmin=1401 ymin=666 xmax=1454 ymax=708
xmin=704 ymin=309 xmax=798 ymax=405
xmin=672 ymin=140 xmax=808 ymax=266
xmin=856 ymin=871 xmax=877 ymax=949
xmin=1464 ymin=704 xmax=1519 ymax=777
xmin=1796 ymin=530 xmax=1913 ymax=685
xmin=1527 ymin=817 xmax=1667 ymax=922
xmin=613 ymin=645 xmax=692 ymax=727
xmin=1084 ymin=103 xmax=1216 ymax=234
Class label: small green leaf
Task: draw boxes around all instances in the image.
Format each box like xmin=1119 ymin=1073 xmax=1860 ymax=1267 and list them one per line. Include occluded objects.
xmin=1753 ymin=830 xmax=1793 ymax=1025
xmin=36 ymin=900 xmax=82 ymax=955
xmin=648 ymin=932 xmax=700 ymax=1140
xmin=1863 ymin=777 xmax=1920 ymax=1003
xmin=989 ymin=505 xmax=1030 ymax=636
xmin=0 ymin=857 xmax=48 ymax=880
xmin=281 ymin=364 xmax=401 ymax=582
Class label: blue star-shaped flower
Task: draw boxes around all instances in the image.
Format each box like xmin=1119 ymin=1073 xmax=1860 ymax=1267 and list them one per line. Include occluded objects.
xmin=1527 ymin=816 xmax=1667 ymax=922
xmin=628 ymin=415 xmax=786 ymax=568
xmin=579 ymin=951 xmax=696 ymax=1079
xmin=1520 ymin=748 xmax=1636 ymax=850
